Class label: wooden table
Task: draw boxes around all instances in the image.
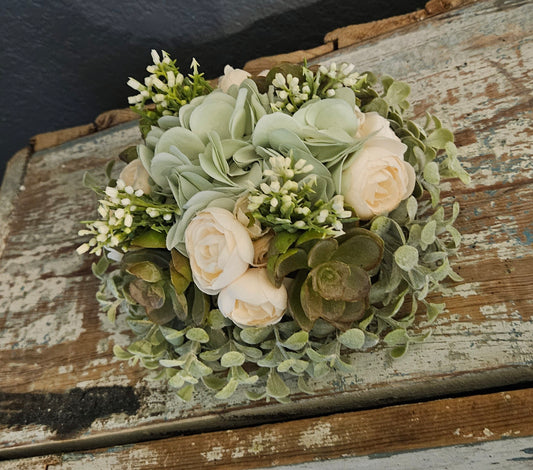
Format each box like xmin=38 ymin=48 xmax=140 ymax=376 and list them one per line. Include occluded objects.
xmin=1 ymin=0 xmax=532 ymax=467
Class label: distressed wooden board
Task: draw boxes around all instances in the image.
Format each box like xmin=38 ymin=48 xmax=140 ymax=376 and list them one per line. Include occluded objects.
xmin=0 ymin=0 xmax=532 ymax=458
xmin=0 ymin=389 xmax=531 ymax=468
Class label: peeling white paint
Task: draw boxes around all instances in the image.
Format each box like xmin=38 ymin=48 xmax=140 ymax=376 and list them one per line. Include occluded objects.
xmin=480 ymin=303 xmax=508 ymax=319
xmin=298 ymin=422 xmax=340 ymax=449
xmin=249 ymin=431 xmax=279 ymax=455
xmin=201 ymin=446 xmax=225 ymax=462
xmin=0 ymin=304 xmax=84 ymax=349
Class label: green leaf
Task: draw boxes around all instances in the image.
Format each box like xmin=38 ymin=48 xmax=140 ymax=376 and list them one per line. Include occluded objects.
xmin=215 ymin=379 xmax=239 ymax=399
xmin=421 ymin=220 xmax=437 ymax=247
xmin=127 ymin=261 xmax=163 ymax=283
xmin=423 ymin=161 xmax=440 ymax=185
xmin=306 ymin=347 xmax=327 ymax=363
xmin=426 ymin=128 xmax=454 ymax=149
xmin=168 ymin=373 xmax=185 ymax=389
xmin=337 ymin=328 xmax=365 ymax=349
xmin=266 ymin=370 xmax=290 ymax=398
xmin=186 ymin=327 xmax=210 ymax=343
xmin=363 ymin=97 xmax=389 ymax=117
xmin=202 ymin=375 xmax=228 ymax=391
xmin=113 ymin=345 xmax=133 ymax=360
xmin=208 ymin=309 xmax=233 ymax=329
xmin=159 ymin=358 xmax=188 ymax=368
xmin=92 ymin=255 xmax=111 ymax=278
xmin=297 ymin=376 xmax=315 ymax=395
xmin=394 ymin=245 xmax=419 ymax=271
xmin=425 ymin=302 xmax=445 ymax=323
xmin=131 ymin=230 xmax=167 ymax=249
xmin=282 ymin=331 xmax=309 ymax=351
xmin=233 ymin=342 xmax=263 ymax=360
xmin=159 ymin=325 xmax=186 ymax=346
xmin=384 ymin=328 xmax=409 ymax=346
xmin=240 ymin=326 xmax=273 ymax=345
xmin=221 ymin=351 xmax=246 ymax=368
xmin=391 ymin=343 xmax=409 ymax=358
xmin=271 ymin=231 xmax=300 ymax=255
xmin=177 ymin=384 xmax=195 ymax=402
xmin=246 ymin=390 xmax=267 ymax=401
xmin=191 ymin=285 xmax=210 ymax=326
xmin=385 ymin=81 xmax=410 ymax=106
xmin=189 ymin=358 xmax=213 ymax=378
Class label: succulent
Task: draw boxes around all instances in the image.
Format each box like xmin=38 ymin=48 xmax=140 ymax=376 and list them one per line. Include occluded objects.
xmin=266 ymin=228 xmax=384 ymax=331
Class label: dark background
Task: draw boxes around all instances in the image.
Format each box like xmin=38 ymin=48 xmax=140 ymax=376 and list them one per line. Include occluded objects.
xmin=1 ymin=0 xmax=427 ymax=183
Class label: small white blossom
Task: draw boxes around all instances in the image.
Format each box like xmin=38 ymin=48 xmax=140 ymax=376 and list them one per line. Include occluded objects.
xmin=105 ymin=187 xmax=118 ymax=198
xmin=124 ymin=214 xmax=133 ymax=227
xmin=151 ymin=49 xmax=161 ymax=64
xmin=76 ymin=244 xmax=90 ymax=255
xmin=127 ymin=78 xmax=143 ymax=91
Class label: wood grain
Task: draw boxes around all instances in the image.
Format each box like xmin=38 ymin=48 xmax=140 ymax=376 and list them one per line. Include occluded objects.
xmin=0 ymin=0 xmax=532 ymax=459
xmin=1 ymin=389 xmax=531 ymax=468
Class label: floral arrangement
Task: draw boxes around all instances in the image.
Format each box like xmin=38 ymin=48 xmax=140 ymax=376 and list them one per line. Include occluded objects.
xmin=78 ymin=50 xmax=469 ymax=402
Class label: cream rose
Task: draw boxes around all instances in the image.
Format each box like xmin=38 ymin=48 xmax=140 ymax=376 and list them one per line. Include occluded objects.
xmin=341 ymin=136 xmax=416 ymax=220
xmin=218 ymin=268 xmax=287 ymax=327
xmin=218 ymin=65 xmax=251 ymax=92
xmin=185 ymin=207 xmax=254 ymax=295
xmin=119 ymin=159 xmax=152 ymax=195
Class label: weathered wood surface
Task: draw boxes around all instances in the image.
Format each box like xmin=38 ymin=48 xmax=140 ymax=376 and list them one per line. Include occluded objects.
xmin=0 ymin=389 xmax=531 ymax=469
xmin=0 ymin=0 xmax=532 ymax=460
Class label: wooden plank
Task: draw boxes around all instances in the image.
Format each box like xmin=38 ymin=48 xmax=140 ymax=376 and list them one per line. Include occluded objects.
xmin=0 ymin=389 xmax=532 ymax=468
xmin=0 ymin=0 xmax=532 ymax=457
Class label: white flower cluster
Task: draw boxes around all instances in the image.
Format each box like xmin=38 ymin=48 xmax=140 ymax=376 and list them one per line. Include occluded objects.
xmin=270 ymin=62 xmax=363 ymax=113
xmin=127 ymin=49 xmax=186 ymax=115
xmin=248 ymin=155 xmax=352 ymax=235
xmin=270 ymin=73 xmax=313 ymax=113
xmin=76 ymin=180 xmax=175 ymax=256
xmin=318 ymin=62 xmax=361 ymax=88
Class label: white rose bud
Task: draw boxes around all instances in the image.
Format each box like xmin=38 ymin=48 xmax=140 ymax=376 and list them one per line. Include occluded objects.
xmin=218 ymin=65 xmax=251 ymax=92
xmin=218 ymin=268 xmax=287 ymax=327
xmin=119 ymin=159 xmax=152 ymax=195
xmin=341 ymin=136 xmax=416 ymax=220
xmin=185 ymin=207 xmax=254 ymax=295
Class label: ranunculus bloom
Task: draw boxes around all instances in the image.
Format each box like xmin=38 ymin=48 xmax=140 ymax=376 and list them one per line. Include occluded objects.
xmin=218 ymin=65 xmax=251 ymax=92
xmin=252 ymin=231 xmax=274 ymax=267
xmin=185 ymin=207 xmax=254 ymax=295
xmin=218 ymin=268 xmax=287 ymax=327
xmin=233 ymin=194 xmax=266 ymax=240
xmin=341 ymin=136 xmax=416 ymax=220
xmin=355 ymin=110 xmax=398 ymax=140
xmin=119 ymin=159 xmax=152 ymax=195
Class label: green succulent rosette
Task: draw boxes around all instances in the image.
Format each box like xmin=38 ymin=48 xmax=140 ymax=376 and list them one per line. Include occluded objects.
xmin=78 ymin=50 xmax=470 ymax=402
